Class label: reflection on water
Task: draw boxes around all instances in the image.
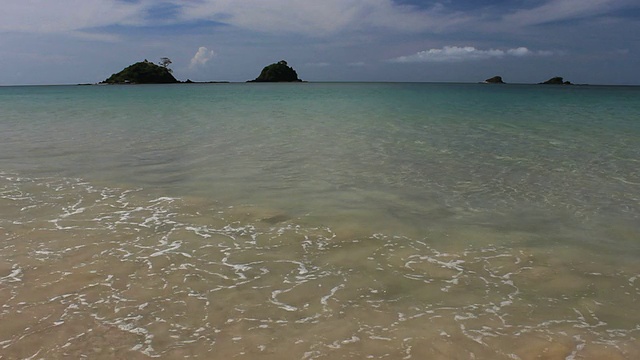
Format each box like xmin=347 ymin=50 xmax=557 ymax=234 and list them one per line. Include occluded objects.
xmin=1 ymin=174 xmax=638 ymax=359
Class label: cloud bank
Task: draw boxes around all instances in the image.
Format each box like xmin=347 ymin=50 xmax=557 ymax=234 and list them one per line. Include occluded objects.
xmin=0 ymin=0 xmax=144 ymax=33
xmin=390 ymin=46 xmax=552 ymax=63
xmin=502 ymin=0 xmax=637 ymax=26
xmin=1 ymin=0 xmax=637 ymax=39
xmin=0 ymin=0 xmax=469 ymax=36
xmin=178 ymin=0 xmax=469 ymax=35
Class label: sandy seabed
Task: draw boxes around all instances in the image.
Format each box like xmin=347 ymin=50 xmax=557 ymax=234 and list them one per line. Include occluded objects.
xmin=1 ymin=175 xmax=639 ymax=359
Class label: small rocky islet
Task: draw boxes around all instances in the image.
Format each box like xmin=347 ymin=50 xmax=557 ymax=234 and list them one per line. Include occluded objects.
xmin=539 ymin=76 xmax=572 ymax=85
xmin=484 ymin=76 xmax=506 ymax=84
xmin=483 ymin=75 xmax=574 ymax=85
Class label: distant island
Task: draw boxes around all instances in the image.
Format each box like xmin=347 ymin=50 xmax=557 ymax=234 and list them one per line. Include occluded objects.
xmin=540 ymin=76 xmax=572 ymax=85
xmin=101 ymin=58 xmax=303 ymax=84
xmin=481 ymin=75 xmax=576 ymax=85
xmin=100 ymin=59 xmax=576 ymax=86
xmin=248 ymin=60 xmax=302 ymax=82
xmin=484 ymin=76 xmax=505 ymax=84
xmin=102 ymin=59 xmax=178 ymax=84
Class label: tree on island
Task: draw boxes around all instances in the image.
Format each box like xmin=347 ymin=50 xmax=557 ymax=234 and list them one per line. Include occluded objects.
xmin=248 ymin=60 xmax=302 ymax=82
xmin=159 ymin=57 xmax=173 ymax=72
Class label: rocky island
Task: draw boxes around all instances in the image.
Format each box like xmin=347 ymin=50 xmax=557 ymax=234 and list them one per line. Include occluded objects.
xmin=540 ymin=76 xmax=572 ymax=85
xmin=102 ymin=60 xmax=178 ymax=84
xmin=484 ymin=76 xmax=505 ymax=84
xmin=248 ymin=60 xmax=302 ymax=82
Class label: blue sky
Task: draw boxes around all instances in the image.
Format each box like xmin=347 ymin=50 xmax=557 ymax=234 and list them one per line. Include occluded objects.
xmin=1 ymin=0 xmax=639 ymax=85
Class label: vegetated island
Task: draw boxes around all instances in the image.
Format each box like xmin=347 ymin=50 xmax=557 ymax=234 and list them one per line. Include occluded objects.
xmin=539 ymin=76 xmax=572 ymax=85
xmin=102 ymin=60 xmax=178 ymax=84
xmin=100 ymin=59 xmax=229 ymax=84
xmin=248 ymin=60 xmax=302 ymax=82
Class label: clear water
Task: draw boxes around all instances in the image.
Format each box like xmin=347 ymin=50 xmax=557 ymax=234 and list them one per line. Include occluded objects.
xmin=1 ymin=83 xmax=639 ymax=359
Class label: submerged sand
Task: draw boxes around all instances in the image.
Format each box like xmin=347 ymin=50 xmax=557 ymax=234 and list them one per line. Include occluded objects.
xmin=1 ymin=174 xmax=638 ymax=359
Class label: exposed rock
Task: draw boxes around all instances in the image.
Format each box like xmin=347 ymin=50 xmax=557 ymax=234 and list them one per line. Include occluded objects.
xmin=103 ymin=60 xmax=178 ymax=84
xmin=484 ymin=76 xmax=505 ymax=84
xmin=248 ymin=60 xmax=302 ymax=82
xmin=540 ymin=76 xmax=572 ymax=85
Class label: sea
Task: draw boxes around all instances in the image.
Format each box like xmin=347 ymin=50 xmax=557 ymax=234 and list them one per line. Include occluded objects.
xmin=0 ymin=82 xmax=639 ymax=359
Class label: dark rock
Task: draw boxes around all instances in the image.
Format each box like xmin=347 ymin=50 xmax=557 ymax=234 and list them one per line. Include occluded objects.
xmin=540 ymin=76 xmax=572 ymax=85
xmin=102 ymin=60 xmax=178 ymax=84
xmin=248 ymin=60 xmax=302 ymax=82
xmin=484 ymin=76 xmax=505 ymax=84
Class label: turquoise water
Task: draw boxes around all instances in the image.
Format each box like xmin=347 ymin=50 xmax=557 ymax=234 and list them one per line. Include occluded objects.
xmin=1 ymin=83 xmax=639 ymax=359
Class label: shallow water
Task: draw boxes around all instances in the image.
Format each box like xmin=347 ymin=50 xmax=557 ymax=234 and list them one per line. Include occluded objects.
xmin=1 ymin=83 xmax=639 ymax=359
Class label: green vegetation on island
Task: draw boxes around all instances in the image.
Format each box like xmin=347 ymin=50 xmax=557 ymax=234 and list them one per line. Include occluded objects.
xmin=248 ymin=60 xmax=302 ymax=82
xmin=540 ymin=76 xmax=572 ymax=85
xmin=103 ymin=59 xmax=178 ymax=84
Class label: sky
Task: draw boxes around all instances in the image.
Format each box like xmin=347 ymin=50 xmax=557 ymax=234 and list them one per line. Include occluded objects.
xmin=1 ymin=0 xmax=639 ymax=85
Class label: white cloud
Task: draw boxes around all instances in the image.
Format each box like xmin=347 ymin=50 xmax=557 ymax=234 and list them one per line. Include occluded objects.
xmin=0 ymin=0 xmax=145 ymax=33
xmin=390 ymin=46 xmax=547 ymax=63
xmin=502 ymin=0 xmax=637 ymax=26
xmin=0 ymin=0 xmax=475 ymax=41
xmin=190 ymin=47 xmax=216 ymax=68
xmin=506 ymin=47 xmax=531 ymax=56
xmin=2 ymin=0 xmax=636 ymax=39
xmin=178 ymin=0 xmax=471 ymax=36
